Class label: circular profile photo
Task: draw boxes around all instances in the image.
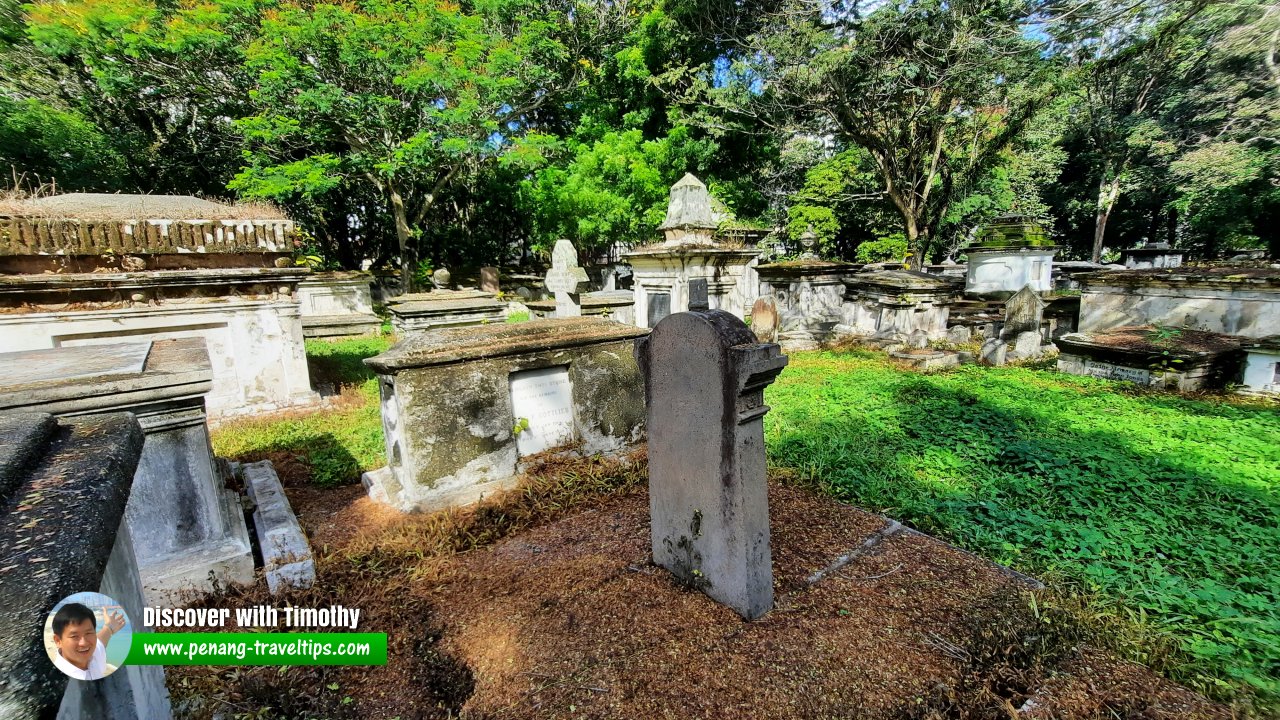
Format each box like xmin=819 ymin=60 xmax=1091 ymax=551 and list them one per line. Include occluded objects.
xmin=44 ymin=592 xmax=132 ymax=681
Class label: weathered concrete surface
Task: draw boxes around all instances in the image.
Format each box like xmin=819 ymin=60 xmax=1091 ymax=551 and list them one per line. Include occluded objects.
xmin=364 ymin=318 xmax=649 ymax=513
xmin=0 ymin=412 xmax=172 ymax=720
xmin=1078 ymin=268 xmax=1280 ymax=339
xmin=298 ymin=272 xmax=380 ymax=338
xmin=0 ymin=268 xmax=318 ymax=421
xmin=966 ymin=246 xmax=1056 ymax=296
xmin=636 ymin=310 xmax=788 ymax=620
xmin=755 ymin=260 xmax=853 ymax=349
xmin=241 ymin=461 xmax=315 ymax=594
xmin=0 ymin=339 xmax=255 ymax=602
xmin=840 ymin=270 xmax=959 ymax=340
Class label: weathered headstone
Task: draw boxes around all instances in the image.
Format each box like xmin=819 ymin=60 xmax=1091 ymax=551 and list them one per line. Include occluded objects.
xmin=1011 ymin=330 xmax=1042 ymax=359
xmin=688 ymin=278 xmax=709 ymax=311
xmin=947 ymin=325 xmax=973 ymax=344
xmin=635 ymin=310 xmax=789 ymax=620
xmin=1003 ymin=284 xmax=1045 ymax=338
xmin=479 ymin=266 xmax=501 ymax=294
xmin=544 ymin=240 xmax=590 ymax=318
xmin=981 ymin=337 xmax=1008 ymax=366
xmin=751 ymin=296 xmax=780 ymax=344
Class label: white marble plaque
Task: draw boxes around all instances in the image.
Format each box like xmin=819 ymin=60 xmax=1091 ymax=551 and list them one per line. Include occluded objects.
xmin=509 ymin=366 xmax=576 ymax=456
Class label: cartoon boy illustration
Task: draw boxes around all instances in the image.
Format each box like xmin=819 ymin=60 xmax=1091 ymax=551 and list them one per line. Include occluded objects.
xmin=50 ymin=602 xmax=126 ymax=680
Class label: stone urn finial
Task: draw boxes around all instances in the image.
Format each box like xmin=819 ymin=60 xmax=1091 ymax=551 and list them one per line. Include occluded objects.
xmin=800 ymin=224 xmax=818 ymax=260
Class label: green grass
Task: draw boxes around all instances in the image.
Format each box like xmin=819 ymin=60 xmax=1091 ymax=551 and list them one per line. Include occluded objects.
xmin=764 ymin=349 xmax=1280 ymax=706
xmin=212 ymin=335 xmax=393 ymax=486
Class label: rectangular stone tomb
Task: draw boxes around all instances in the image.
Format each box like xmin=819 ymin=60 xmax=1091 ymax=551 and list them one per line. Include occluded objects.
xmin=1056 ymin=327 xmax=1245 ymax=391
xmin=0 ymin=338 xmax=255 ymax=602
xmin=1077 ymin=268 xmax=1280 ymax=339
xmin=386 ymin=290 xmax=507 ymax=334
xmin=298 ymin=271 xmax=381 ymax=338
xmin=0 ymin=267 xmax=318 ymax=421
xmin=0 ymin=412 xmax=172 ymax=720
xmin=525 ymin=290 xmax=636 ymax=325
xmin=840 ymin=270 xmax=960 ymax=341
xmin=362 ymin=317 xmax=649 ymax=513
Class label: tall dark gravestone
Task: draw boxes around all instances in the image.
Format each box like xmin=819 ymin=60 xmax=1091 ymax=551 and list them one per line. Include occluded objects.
xmin=635 ymin=309 xmax=788 ymax=620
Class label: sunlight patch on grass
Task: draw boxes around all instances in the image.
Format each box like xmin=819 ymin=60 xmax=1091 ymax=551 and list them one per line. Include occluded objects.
xmin=765 ymin=350 xmax=1280 ymax=706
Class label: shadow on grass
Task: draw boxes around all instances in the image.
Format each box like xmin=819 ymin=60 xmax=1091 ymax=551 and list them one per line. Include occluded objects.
xmin=765 ymin=362 xmax=1279 ymax=707
xmin=304 ymin=335 xmax=394 ymax=389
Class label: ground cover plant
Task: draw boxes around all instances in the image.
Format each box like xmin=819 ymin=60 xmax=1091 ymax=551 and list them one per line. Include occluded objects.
xmin=765 ymin=349 xmax=1279 ymax=708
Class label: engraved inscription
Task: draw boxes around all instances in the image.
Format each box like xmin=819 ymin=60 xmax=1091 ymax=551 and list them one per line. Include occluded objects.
xmin=509 ymin=366 xmax=576 ymax=456
xmin=1083 ymin=360 xmax=1151 ymax=384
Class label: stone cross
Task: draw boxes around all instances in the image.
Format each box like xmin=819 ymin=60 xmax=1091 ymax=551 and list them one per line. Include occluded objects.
xmin=635 ymin=309 xmax=789 ymax=620
xmin=1002 ymin=284 xmax=1045 ymax=338
xmin=544 ymin=239 xmax=590 ymax=317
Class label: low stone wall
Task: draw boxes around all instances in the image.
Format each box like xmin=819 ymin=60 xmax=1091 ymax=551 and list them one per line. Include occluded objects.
xmin=1078 ymin=268 xmax=1280 ymax=339
xmin=362 ymin=318 xmax=648 ymax=513
xmin=0 ymin=269 xmax=318 ymax=421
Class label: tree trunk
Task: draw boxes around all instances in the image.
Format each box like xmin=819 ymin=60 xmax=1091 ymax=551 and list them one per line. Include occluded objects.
xmin=388 ymin=185 xmax=414 ymax=294
xmin=1091 ymin=176 xmax=1122 ymax=263
xmin=905 ymin=215 xmax=923 ymax=270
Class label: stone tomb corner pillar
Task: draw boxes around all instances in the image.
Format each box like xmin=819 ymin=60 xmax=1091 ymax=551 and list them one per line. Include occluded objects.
xmin=635 ymin=309 xmax=788 ymax=620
